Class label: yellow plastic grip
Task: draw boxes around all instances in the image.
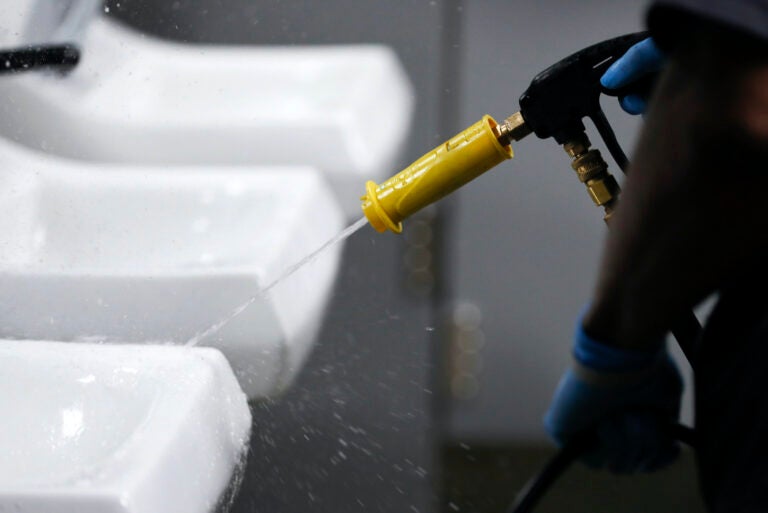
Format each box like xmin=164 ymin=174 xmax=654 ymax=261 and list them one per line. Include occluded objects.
xmin=361 ymin=115 xmax=513 ymax=233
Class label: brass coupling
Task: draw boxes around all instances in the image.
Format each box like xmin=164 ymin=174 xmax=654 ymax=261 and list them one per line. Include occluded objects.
xmin=563 ymin=134 xmax=620 ymax=222
xmin=493 ymin=112 xmax=533 ymax=146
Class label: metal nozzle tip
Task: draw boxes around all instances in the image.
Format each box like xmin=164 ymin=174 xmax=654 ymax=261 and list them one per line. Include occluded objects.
xmin=494 ymin=112 xmax=532 ymax=145
xmin=361 ymin=181 xmax=402 ymax=234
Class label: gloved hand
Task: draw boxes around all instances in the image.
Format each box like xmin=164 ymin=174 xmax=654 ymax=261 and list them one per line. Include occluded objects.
xmin=544 ymin=317 xmax=683 ymax=473
xmin=601 ymin=37 xmax=665 ymax=115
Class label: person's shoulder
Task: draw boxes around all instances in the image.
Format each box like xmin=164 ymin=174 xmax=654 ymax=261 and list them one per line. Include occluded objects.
xmin=648 ymin=0 xmax=768 ymax=50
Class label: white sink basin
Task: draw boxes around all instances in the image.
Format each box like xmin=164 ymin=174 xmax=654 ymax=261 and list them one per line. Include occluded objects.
xmin=0 ymin=14 xmax=413 ymax=217
xmin=0 ymin=138 xmax=345 ymax=399
xmin=0 ymin=340 xmax=251 ymax=513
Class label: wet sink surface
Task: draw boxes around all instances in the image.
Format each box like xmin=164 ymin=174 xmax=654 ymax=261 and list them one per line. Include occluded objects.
xmin=0 ymin=140 xmax=345 ymax=399
xmin=0 ymin=340 xmax=251 ymax=513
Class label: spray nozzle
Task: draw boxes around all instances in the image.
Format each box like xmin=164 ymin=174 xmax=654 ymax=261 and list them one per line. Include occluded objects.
xmin=361 ymin=113 xmax=530 ymax=234
xmin=362 ymin=32 xmax=649 ymax=234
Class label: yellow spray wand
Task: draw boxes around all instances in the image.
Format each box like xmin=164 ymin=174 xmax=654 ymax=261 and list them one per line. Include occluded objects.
xmin=358 ymin=32 xmax=665 ymax=234
xmin=361 ymin=113 xmax=531 ymax=233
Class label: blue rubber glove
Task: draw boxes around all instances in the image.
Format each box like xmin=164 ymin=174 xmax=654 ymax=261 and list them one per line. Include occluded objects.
xmin=601 ymin=38 xmax=665 ymax=115
xmin=544 ymin=318 xmax=683 ymax=474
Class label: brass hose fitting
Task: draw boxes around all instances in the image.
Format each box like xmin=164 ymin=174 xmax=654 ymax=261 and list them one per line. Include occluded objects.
xmin=563 ymin=133 xmax=620 ymax=223
xmin=493 ymin=112 xmax=532 ymax=146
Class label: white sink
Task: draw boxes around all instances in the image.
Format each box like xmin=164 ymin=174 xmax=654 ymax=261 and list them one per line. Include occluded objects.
xmin=0 ymin=138 xmax=345 ymax=399
xmin=0 ymin=340 xmax=251 ymax=513
xmin=0 ymin=13 xmax=414 ymax=218
xmin=0 ymin=3 xmax=388 ymax=510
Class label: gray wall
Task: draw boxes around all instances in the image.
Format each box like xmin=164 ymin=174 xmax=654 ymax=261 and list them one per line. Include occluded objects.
xmin=446 ymin=0 xmax=696 ymax=441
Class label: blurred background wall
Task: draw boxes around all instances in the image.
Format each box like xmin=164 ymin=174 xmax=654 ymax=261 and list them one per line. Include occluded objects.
xmin=449 ymin=0 xmax=645 ymax=439
xmin=445 ymin=0 xmax=696 ymax=447
xmin=105 ymin=1 xmax=701 ymax=512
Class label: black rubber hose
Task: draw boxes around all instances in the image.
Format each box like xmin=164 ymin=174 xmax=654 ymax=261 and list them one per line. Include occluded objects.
xmin=0 ymin=44 xmax=80 ymax=75
xmin=507 ymin=423 xmax=696 ymax=513
xmin=590 ymin=108 xmax=630 ymax=172
xmin=506 ymin=433 xmax=595 ymax=513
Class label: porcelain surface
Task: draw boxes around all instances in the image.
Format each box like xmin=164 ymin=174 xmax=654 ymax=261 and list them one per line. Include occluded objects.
xmin=0 ymin=340 xmax=251 ymax=513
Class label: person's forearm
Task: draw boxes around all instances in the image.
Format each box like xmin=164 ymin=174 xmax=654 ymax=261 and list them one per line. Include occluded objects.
xmin=583 ymin=24 xmax=768 ymax=349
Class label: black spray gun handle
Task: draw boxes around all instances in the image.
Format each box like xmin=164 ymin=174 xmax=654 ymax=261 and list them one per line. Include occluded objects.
xmin=524 ymin=31 xmax=703 ymax=357
xmin=519 ymin=31 xmax=649 ymax=147
xmin=518 ymin=31 xmax=701 ymax=362
xmin=504 ymin=33 xmax=700 ymax=513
